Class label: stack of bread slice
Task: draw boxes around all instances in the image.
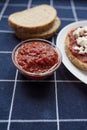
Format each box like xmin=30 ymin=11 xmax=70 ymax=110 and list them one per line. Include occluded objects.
xmin=8 ymin=4 xmax=61 ymax=40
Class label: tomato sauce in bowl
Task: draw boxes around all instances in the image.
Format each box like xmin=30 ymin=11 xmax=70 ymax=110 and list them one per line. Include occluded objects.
xmin=12 ymin=39 xmax=62 ymax=79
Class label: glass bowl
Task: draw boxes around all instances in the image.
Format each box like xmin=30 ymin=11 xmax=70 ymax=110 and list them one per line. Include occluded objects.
xmin=12 ymin=38 xmax=62 ymax=80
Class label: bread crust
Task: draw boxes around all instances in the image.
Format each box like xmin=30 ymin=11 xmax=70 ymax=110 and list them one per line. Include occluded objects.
xmin=9 ymin=17 xmax=55 ymax=34
xmin=15 ymin=17 xmax=61 ymax=40
xmin=8 ymin=4 xmax=57 ymax=33
xmin=65 ymin=34 xmax=87 ymax=71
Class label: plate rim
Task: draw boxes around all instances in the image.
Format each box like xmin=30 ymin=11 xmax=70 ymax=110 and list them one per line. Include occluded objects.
xmin=56 ymin=20 xmax=87 ymax=84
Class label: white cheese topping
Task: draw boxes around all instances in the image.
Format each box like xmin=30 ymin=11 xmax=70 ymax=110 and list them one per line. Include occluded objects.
xmin=73 ymin=26 xmax=87 ymax=37
xmin=76 ymin=36 xmax=87 ymax=47
xmin=73 ymin=26 xmax=87 ymax=54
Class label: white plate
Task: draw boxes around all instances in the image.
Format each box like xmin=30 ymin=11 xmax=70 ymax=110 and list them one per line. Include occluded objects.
xmin=56 ymin=20 xmax=87 ymax=84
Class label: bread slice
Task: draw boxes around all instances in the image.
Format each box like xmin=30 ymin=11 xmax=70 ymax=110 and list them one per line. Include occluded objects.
xmin=15 ymin=17 xmax=61 ymax=40
xmin=65 ymin=33 xmax=87 ymax=71
xmin=8 ymin=4 xmax=57 ymax=33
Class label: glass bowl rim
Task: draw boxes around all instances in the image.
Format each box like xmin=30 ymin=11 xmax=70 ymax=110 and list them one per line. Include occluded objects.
xmin=12 ymin=38 xmax=62 ymax=77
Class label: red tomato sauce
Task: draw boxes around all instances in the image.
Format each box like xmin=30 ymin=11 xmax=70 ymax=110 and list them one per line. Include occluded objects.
xmin=68 ymin=29 xmax=87 ymax=63
xmin=16 ymin=41 xmax=58 ymax=73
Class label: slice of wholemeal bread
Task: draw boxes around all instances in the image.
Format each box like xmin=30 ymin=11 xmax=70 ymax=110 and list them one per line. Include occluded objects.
xmin=15 ymin=17 xmax=61 ymax=40
xmin=8 ymin=4 xmax=57 ymax=33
